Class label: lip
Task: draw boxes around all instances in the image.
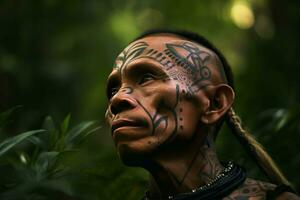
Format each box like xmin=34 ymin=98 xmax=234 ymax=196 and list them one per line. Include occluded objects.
xmin=111 ymin=118 xmax=146 ymax=135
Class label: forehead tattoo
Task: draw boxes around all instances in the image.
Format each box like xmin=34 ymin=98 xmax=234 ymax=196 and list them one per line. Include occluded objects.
xmin=113 ymin=40 xmax=213 ymax=94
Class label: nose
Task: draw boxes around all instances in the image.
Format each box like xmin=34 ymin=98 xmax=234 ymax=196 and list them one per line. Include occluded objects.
xmin=110 ymin=88 xmax=136 ymax=115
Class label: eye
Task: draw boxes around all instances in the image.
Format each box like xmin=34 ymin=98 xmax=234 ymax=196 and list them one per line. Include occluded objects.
xmin=139 ymin=73 xmax=156 ymax=85
xmin=107 ymin=87 xmax=119 ymax=99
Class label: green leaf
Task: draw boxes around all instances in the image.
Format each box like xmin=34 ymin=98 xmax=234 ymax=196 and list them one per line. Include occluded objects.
xmin=27 ymin=135 xmax=43 ymax=147
xmin=84 ymin=126 xmax=102 ymax=138
xmin=0 ymin=130 xmax=45 ymax=157
xmin=35 ymin=151 xmax=60 ymax=175
xmin=74 ymin=126 xmax=102 ymax=145
xmin=275 ymin=111 xmax=289 ymax=131
xmin=60 ymin=114 xmax=71 ymax=137
xmin=42 ymin=116 xmax=58 ymax=150
xmin=65 ymin=121 xmax=96 ymax=144
xmin=47 ymin=150 xmax=78 ymax=175
xmin=42 ymin=116 xmax=56 ymax=133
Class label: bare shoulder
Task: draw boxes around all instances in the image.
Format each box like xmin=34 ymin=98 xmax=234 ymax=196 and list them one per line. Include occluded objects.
xmin=275 ymin=192 xmax=300 ymax=200
xmin=223 ymin=178 xmax=276 ymax=200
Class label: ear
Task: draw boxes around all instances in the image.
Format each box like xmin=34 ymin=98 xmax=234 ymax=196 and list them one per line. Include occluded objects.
xmin=201 ymin=84 xmax=235 ymax=124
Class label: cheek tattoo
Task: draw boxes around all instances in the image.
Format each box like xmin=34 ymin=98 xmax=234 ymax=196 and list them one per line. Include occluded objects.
xmin=136 ymin=84 xmax=180 ymax=141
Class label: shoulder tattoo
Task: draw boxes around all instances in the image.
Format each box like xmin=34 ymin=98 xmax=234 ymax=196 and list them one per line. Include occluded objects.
xmin=223 ymin=178 xmax=276 ymax=200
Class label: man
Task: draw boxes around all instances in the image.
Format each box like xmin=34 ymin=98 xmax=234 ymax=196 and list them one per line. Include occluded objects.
xmin=105 ymin=30 xmax=299 ymax=199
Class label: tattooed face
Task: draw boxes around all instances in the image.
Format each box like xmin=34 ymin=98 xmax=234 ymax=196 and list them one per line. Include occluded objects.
xmin=105 ymin=35 xmax=227 ymax=166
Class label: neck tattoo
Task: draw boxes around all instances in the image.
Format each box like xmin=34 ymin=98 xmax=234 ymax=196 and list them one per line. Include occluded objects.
xmin=145 ymin=161 xmax=246 ymax=200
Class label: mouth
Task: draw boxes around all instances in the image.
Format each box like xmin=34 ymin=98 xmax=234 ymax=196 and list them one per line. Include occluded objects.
xmin=111 ymin=118 xmax=147 ymax=135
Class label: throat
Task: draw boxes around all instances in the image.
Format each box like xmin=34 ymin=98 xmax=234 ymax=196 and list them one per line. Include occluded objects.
xmin=146 ymin=145 xmax=224 ymax=198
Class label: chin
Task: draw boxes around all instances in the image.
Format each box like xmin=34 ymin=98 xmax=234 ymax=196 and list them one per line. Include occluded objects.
xmin=116 ymin=140 xmax=157 ymax=167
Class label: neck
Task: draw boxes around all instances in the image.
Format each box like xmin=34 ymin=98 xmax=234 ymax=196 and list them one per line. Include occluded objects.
xmin=146 ymin=135 xmax=224 ymax=199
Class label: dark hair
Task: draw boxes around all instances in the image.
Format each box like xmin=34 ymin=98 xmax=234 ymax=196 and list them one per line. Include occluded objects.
xmin=133 ymin=29 xmax=289 ymax=186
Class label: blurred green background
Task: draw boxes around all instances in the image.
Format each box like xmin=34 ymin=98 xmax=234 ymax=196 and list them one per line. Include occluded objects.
xmin=0 ymin=0 xmax=299 ymax=199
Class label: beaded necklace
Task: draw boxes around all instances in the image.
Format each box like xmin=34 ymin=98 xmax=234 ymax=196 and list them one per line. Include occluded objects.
xmin=144 ymin=162 xmax=246 ymax=200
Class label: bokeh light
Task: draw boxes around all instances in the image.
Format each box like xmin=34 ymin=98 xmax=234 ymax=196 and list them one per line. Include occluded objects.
xmin=230 ymin=1 xmax=255 ymax=29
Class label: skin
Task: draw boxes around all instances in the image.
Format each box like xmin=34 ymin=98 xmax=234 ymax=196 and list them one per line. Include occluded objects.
xmin=105 ymin=34 xmax=299 ymax=199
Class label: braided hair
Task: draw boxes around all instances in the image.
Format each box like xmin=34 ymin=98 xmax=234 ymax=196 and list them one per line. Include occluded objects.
xmin=134 ymin=29 xmax=289 ymax=185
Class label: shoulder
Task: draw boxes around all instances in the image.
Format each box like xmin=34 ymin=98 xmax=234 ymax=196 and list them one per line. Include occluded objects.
xmin=275 ymin=192 xmax=300 ymax=200
xmin=223 ymin=178 xmax=276 ymax=200
xmin=223 ymin=178 xmax=300 ymax=200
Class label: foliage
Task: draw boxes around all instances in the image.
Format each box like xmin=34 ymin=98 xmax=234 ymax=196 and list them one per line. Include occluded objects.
xmin=0 ymin=108 xmax=147 ymax=200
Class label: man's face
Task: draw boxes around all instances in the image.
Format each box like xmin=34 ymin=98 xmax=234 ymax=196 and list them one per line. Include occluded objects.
xmin=105 ymin=35 xmax=224 ymax=165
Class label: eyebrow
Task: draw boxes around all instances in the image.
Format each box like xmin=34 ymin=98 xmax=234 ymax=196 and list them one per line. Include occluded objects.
xmin=124 ymin=58 xmax=168 ymax=78
xmin=106 ymin=71 xmax=120 ymax=98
